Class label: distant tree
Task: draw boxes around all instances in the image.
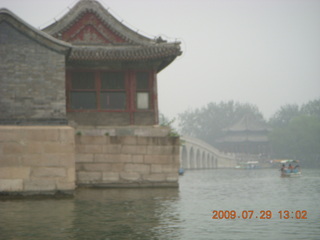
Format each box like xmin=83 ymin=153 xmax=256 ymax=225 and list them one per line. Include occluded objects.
xmin=301 ymin=98 xmax=320 ymax=118
xmin=269 ymin=104 xmax=300 ymax=128
xmin=178 ymin=100 xmax=264 ymax=145
xmin=269 ymin=115 xmax=320 ymax=167
xmin=177 ymin=98 xmax=320 ymax=167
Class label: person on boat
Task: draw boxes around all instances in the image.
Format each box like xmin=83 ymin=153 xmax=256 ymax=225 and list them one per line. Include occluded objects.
xmin=293 ymin=164 xmax=300 ymax=173
xmin=288 ymin=164 xmax=294 ymax=173
xmin=280 ymin=164 xmax=288 ymax=177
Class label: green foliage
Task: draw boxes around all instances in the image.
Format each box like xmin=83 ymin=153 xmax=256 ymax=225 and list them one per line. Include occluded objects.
xmin=269 ymin=98 xmax=320 ymax=127
xmin=159 ymin=113 xmax=180 ymax=137
xmin=269 ymin=104 xmax=300 ymax=128
xmin=269 ymin=115 xmax=320 ymax=167
xmin=178 ymin=100 xmax=265 ymax=145
xmin=268 ymin=98 xmax=320 ymax=167
xmin=76 ymin=131 xmax=82 ymax=136
xmin=301 ymin=99 xmax=320 ymax=118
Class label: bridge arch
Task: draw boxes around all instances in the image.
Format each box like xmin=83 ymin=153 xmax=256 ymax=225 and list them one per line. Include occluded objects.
xmin=189 ymin=147 xmax=194 ymax=169
xmin=180 ymin=136 xmax=236 ymax=170
xmin=196 ymin=149 xmax=201 ymax=168
xmin=181 ymin=145 xmax=188 ymax=169
xmin=202 ymin=151 xmax=206 ymax=168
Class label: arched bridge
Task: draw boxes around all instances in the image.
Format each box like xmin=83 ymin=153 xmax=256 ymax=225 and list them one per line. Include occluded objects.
xmin=180 ymin=136 xmax=236 ymax=169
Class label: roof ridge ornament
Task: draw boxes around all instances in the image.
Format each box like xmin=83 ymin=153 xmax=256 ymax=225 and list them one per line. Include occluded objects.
xmin=156 ymin=36 xmax=167 ymax=43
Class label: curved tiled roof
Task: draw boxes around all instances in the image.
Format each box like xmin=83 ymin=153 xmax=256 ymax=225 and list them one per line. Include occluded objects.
xmin=224 ymin=115 xmax=271 ymax=132
xmin=43 ymin=0 xmax=153 ymax=45
xmin=69 ymin=43 xmax=181 ymax=61
xmin=43 ymin=0 xmax=181 ymax=70
xmin=217 ymin=115 xmax=271 ymax=144
xmin=0 ymin=8 xmax=71 ymax=54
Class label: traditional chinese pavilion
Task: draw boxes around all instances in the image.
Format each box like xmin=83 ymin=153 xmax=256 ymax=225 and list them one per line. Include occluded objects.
xmin=217 ymin=115 xmax=271 ymax=155
xmin=0 ymin=1 xmax=181 ymax=194
xmin=43 ymin=0 xmax=181 ymax=126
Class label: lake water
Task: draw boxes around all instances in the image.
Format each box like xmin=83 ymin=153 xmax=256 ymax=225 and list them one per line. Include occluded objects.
xmin=1 ymin=168 xmax=319 ymax=240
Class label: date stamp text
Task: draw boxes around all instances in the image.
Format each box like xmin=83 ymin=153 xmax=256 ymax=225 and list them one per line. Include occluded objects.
xmin=212 ymin=210 xmax=308 ymax=220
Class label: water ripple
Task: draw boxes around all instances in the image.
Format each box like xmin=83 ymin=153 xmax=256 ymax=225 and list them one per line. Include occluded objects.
xmin=0 ymin=169 xmax=319 ymax=240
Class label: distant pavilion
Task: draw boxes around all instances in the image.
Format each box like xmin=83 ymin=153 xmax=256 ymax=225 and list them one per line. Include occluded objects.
xmin=217 ymin=115 xmax=271 ymax=156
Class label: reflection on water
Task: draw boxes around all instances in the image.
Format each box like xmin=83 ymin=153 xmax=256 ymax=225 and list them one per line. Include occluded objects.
xmin=0 ymin=199 xmax=75 ymax=240
xmin=72 ymin=188 xmax=181 ymax=240
xmin=0 ymin=169 xmax=319 ymax=240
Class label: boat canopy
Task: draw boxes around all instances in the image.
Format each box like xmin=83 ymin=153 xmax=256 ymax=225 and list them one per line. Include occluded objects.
xmin=280 ymin=159 xmax=300 ymax=164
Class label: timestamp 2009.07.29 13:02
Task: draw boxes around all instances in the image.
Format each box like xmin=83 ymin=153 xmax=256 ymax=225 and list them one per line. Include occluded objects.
xmin=212 ymin=210 xmax=308 ymax=220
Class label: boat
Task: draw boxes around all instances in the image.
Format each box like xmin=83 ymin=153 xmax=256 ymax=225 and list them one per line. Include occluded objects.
xmin=280 ymin=160 xmax=301 ymax=177
xmin=235 ymin=161 xmax=260 ymax=169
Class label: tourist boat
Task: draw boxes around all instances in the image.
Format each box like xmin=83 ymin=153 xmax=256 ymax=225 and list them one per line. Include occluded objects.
xmin=235 ymin=161 xmax=260 ymax=169
xmin=280 ymin=160 xmax=301 ymax=177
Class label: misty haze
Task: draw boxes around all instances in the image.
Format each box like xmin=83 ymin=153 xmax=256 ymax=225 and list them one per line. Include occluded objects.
xmin=1 ymin=1 xmax=319 ymax=240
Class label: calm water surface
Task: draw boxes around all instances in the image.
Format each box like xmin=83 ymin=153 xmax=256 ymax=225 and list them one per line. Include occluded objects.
xmin=1 ymin=169 xmax=319 ymax=240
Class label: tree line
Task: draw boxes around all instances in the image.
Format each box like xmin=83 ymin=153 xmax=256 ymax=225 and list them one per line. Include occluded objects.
xmin=161 ymin=98 xmax=320 ymax=167
xmin=268 ymin=99 xmax=320 ymax=167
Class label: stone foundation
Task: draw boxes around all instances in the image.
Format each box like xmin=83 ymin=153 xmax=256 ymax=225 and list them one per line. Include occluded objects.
xmin=0 ymin=125 xmax=180 ymax=196
xmin=0 ymin=126 xmax=75 ymax=195
xmin=75 ymin=127 xmax=180 ymax=187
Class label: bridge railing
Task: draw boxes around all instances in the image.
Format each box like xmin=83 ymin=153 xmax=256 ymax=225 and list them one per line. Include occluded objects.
xmin=180 ymin=136 xmax=236 ymax=169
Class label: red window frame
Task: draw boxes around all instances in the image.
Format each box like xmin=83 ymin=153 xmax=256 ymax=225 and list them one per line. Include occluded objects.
xmin=135 ymin=71 xmax=153 ymax=111
xmin=66 ymin=70 xmax=128 ymax=112
xmin=99 ymin=71 xmax=127 ymax=110
xmin=66 ymin=70 xmax=155 ymax=113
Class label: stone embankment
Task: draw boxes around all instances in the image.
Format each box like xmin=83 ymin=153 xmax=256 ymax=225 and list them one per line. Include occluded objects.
xmin=0 ymin=125 xmax=180 ymax=196
xmin=0 ymin=126 xmax=75 ymax=195
xmin=76 ymin=134 xmax=180 ymax=187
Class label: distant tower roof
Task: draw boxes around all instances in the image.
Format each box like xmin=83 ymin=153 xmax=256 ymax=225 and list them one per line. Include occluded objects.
xmin=218 ymin=115 xmax=271 ymax=144
xmin=224 ymin=115 xmax=271 ymax=132
xmin=43 ymin=0 xmax=181 ymax=71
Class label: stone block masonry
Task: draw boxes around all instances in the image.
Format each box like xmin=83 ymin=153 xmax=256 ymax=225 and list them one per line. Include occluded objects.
xmin=0 ymin=126 xmax=75 ymax=195
xmin=0 ymin=125 xmax=180 ymax=196
xmin=75 ymin=129 xmax=180 ymax=187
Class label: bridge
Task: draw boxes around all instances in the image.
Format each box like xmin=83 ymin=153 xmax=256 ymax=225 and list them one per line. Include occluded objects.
xmin=180 ymin=136 xmax=237 ymax=169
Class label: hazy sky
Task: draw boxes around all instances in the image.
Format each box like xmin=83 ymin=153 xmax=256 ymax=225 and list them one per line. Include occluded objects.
xmin=1 ymin=0 xmax=319 ymax=120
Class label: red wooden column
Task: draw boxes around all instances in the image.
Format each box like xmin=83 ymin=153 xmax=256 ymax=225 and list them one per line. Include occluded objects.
xmin=128 ymin=70 xmax=135 ymax=125
xmin=152 ymin=71 xmax=159 ymax=124
xmin=65 ymin=71 xmax=71 ymax=111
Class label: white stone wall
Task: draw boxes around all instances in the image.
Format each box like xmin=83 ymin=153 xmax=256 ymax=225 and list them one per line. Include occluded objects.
xmin=0 ymin=125 xmax=180 ymax=195
xmin=75 ymin=134 xmax=180 ymax=187
xmin=0 ymin=126 xmax=75 ymax=195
